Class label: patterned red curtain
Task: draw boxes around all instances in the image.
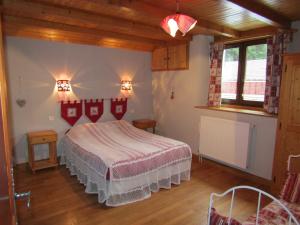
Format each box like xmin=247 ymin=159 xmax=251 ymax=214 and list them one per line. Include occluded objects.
xmin=264 ymin=32 xmax=293 ymax=114
xmin=208 ymin=43 xmax=224 ymax=107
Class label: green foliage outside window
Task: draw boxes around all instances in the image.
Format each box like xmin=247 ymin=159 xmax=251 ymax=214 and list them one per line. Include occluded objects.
xmin=246 ymin=44 xmax=267 ymax=60
xmin=224 ymin=44 xmax=267 ymax=62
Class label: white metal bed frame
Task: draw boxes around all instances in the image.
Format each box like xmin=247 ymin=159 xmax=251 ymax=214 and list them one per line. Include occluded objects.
xmin=207 ymin=154 xmax=300 ymax=225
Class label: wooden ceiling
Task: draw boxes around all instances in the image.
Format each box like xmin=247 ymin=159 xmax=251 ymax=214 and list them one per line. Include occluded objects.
xmin=0 ymin=0 xmax=299 ymax=51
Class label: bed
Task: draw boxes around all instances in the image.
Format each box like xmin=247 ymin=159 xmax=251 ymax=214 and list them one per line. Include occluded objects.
xmin=59 ymin=120 xmax=192 ymax=206
xmin=208 ymin=186 xmax=300 ymax=225
xmin=208 ymin=155 xmax=300 ymax=225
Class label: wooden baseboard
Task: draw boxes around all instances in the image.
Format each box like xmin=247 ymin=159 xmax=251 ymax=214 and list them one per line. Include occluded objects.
xmin=192 ymin=154 xmax=272 ymax=188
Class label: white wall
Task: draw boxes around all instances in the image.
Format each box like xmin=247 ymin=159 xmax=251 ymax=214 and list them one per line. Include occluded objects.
xmin=152 ymin=35 xmax=212 ymax=153
xmin=5 ymin=37 xmax=153 ymax=164
xmin=152 ymin=35 xmax=277 ymax=180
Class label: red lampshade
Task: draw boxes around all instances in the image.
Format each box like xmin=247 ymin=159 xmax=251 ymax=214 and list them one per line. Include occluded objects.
xmin=161 ymin=13 xmax=197 ymax=37
xmin=177 ymin=14 xmax=197 ymax=35
xmin=161 ymin=14 xmax=179 ymax=37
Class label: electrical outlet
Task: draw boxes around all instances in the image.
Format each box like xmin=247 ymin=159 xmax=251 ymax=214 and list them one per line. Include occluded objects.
xmin=49 ymin=116 xmax=55 ymax=121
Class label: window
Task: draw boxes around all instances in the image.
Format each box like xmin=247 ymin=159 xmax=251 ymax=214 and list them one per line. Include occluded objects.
xmin=221 ymin=39 xmax=267 ymax=107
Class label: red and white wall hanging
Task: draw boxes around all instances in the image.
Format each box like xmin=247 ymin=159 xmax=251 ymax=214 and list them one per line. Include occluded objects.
xmin=84 ymin=99 xmax=104 ymax=123
xmin=111 ymin=98 xmax=127 ymax=120
xmin=61 ymin=100 xmax=83 ymax=126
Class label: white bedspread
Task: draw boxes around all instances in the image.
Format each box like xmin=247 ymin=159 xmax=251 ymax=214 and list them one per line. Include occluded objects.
xmin=60 ymin=120 xmax=192 ymax=206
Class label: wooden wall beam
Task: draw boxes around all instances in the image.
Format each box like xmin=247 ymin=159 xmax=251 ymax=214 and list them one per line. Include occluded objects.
xmin=28 ymin=0 xmax=240 ymax=38
xmin=3 ymin=16 xmax=159 ymax=52
xmin=226 ymin=0 xmax=291 ymax=28
xmin=2 ymin=0 xmax=191 ymax=42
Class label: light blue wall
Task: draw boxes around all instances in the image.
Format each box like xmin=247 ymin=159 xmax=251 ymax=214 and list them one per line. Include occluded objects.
xmin=5 ymin=37 xmax=153 ymax=163
xmin=152 ymin=35 xmax=277 ymax=179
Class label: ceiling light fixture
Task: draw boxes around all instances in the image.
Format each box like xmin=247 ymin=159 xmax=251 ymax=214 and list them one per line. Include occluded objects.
xmin=160 ymin=0 xmax=197 ymax=37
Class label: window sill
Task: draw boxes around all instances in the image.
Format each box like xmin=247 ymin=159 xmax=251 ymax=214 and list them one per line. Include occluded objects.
xmin=195 ymin=104 xmax=277 ymax=118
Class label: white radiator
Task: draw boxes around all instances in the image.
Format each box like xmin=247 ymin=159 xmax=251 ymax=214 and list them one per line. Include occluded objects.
xmin=199 ymin=116 xmax=252 ymax=169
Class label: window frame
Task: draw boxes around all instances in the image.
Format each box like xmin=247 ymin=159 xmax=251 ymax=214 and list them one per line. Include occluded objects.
xmin=221 ymin=39 xmax=267 ymax=107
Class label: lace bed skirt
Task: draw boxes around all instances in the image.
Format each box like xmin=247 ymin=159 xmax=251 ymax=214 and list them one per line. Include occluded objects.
xmin=60 ymin=140 xmax=192 ymax=207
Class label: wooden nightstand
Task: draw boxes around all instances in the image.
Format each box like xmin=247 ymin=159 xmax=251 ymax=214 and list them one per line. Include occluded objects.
xmin=132 ymin=119 xmax=157 ymax=134
xmin=27 ymin=130 xmax=58 ymax=173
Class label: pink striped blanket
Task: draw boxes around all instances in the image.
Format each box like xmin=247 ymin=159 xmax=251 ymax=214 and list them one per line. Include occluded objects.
xmin=242 ymin=200 xmax=300 ymax=224
xmin=64 ymin=120 xmax=192 ymax=181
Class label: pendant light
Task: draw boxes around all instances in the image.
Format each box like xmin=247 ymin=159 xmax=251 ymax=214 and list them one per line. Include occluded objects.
xmin=160 ymin=0 xmax=197 ymax=37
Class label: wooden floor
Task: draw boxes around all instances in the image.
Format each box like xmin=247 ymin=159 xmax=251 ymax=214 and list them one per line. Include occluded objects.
xmin=15 ymin=158 xmax=270 ymax=225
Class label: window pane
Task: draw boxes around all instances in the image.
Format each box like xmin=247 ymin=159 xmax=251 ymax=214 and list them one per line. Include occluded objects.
xmin=221 ymin=47 xmax=239 ymax=100
xmin=243 ymin=44 xmax=267 ymax=102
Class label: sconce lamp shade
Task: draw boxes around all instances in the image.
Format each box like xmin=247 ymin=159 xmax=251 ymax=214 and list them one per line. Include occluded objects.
xmin=121 ymin=80 xmax=132 ymax=91
xmin=57 ymin=80 xmax=70 ymax=92
xmin=161 ymin=14 xmax=197 ymax=37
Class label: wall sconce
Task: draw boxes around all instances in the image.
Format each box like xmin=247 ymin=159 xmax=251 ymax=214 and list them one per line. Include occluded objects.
xmin=57 ymin=80 xmax=70 ymax=92
xmin=121 ymin=80 xmax=132 ymax=91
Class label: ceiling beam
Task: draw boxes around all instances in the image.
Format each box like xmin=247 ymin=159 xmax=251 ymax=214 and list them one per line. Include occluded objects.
xmin=1 ymin=0 xmax=191 ymax=42
xmin=28 ymin=0 xmax=240 ymax=38
xmin=3 ymin=15 xmax=167 ymax=46
xmin=214 ymin=26 xmax=278 ymax=43
xmin=3 ymin=16 xmax=158 ymax=52
xmin=226 ymin=0 xmax=291 ymax=28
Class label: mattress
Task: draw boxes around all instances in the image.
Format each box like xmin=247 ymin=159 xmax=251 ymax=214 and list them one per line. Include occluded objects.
xmin=59 ymin=120 xmax=192 ymax=206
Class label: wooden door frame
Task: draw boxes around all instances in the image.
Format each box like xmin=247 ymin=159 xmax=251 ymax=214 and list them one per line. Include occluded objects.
xmin=0 ymin=14 xmax=16 ymax=225
xmin=271 ymin=53 xmax=300 ymax=195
